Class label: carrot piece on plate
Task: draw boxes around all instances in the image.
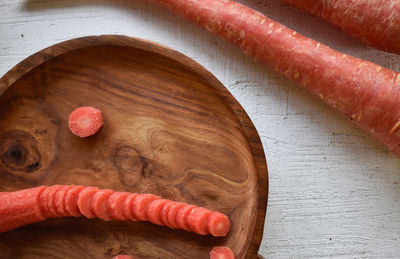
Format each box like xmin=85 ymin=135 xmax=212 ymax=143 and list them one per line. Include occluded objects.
xmin=68 ymin=106 xmax=103 ymax=138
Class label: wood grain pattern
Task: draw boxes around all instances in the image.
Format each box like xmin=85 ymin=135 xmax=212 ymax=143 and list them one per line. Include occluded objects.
xmin=0 ymin=35 xmax=268 ymax=259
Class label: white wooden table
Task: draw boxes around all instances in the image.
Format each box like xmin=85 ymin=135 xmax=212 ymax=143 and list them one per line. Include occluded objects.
xmin=1 ymin=0 xmax=400 ymax=258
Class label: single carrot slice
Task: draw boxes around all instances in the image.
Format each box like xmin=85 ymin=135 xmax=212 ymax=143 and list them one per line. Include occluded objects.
xmin=132 ymin=194 xmax=160 ymax=221
xmin=68 ymin=106 xmax=103 ymax=138
xmin=207 ymin=212 xmax=231 ymax=237
xmin=91 ymin=189 xmax=114 ymax=221
xmin=77 ymin=187 xmax=99 ymax=218
xmin=187 ymin=207 xmax=212 ymax=235
xmin=47 ymin=185 xmax=63 ymax=218
xmin=54 ymin=185 xmax=71 ymax=217
xmin=122 ymin=193 xmax=139 ymax=221
xmin=147 ymin=199 xmax=169 ymax=225
xmin=175 ymin=205 xmax=196 ymax=231
xmin=64 ymin=185 xmax=86 ymax=217
xmin=166 ymin=202 xmax=186 ymax=229
xmin=210 ymin=246 xmax=236 ymax=259
xmin=39 ymin=186 xmax=51 ymax=218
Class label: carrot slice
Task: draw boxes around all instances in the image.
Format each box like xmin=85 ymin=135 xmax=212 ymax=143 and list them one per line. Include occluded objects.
xmin=207 ymin=212 xmax=231 ymax=237
xmin=64 ymin=185 xmax=86 ymax=217
xmin=210 ymin=246 xmax=236 ymax=259
xmin=123 ymin=193 xmax=139 ymax=221
xmin=54 ymin=185 xmax=71 ymax=217
xmin=68 ymin=106 xmax=103 ymax=138
xmin=166 ymin=202 xmax=186 ymax=229
xmin=107 ymin=192 xmax=130 ymax=220
xmin=77 ymin=187 xmax=99 ymax=218
xmin=47 ymin=185 xmax=63 ymax=218
xmin=160 ymin=201 xmax=175 ymax=226
xmin=187 ymin=207 xmax=212 ymax=235
xmin=91 ymin=189 xmax=114 ymax=221
xmin=132 ymin=194 xmax=160 ymax=221
xmin=38 ymin=186 xmax=51 ymax=218
xmin=175 ymin=204 xmax=196 ymax=231
xmin=147 ymin=199 xmax=169 ymax=225
xmin=113 ymin=255 xmax=133 ymax=259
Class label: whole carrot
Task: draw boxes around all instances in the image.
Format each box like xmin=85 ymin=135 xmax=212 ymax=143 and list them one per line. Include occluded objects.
xmin=148 ymin=0 xmax=400 ymax=158
xmin=282 ymin=0 xmax=400 ymax=54
xmin=0 ymin=185 xmax=230 ymax=237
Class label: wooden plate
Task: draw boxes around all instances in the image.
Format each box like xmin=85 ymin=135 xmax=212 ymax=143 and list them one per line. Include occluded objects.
xmin=0 ymin=35 xmax=268 ymax=259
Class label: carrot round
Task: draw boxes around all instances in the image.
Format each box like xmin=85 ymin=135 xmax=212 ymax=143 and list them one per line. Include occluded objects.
xmin=68 ymin=106 xmax=103 ymax=138
xmin=282 ymin=0 xmax=400 ymax=54
xmin=113 ymin=255 xmax=133 ymax=259
xmin=210 ymin=246 xmax=236 ymax=259
xmin=148 ymin=0 xmax=400 ymax=158
xmin=0 ymin=186 xmax=230 ymax=237
xmin=207 ymin=212 xmax=231 ymax=237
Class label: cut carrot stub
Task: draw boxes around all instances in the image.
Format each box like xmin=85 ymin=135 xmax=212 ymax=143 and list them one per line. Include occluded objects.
xmin=68 ymin=106 xmax=103 ymax=138
xmin=187 ymin=207 xmax=212 ymax=235
xmin=210 ymin=246 xmax=236 ymax=259
xmin=207 ymin=212 xmax=231 ymax=237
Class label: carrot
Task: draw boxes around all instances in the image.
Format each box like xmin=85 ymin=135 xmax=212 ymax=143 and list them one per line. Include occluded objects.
xmin=148 ymin=0 xmax=400 ymax=158
xmin=210 ymin=246 xmax=236 ymax=259
xmin=282 ymin=0 xmax=400 ymax=54
xmin=0 ymin=185 xmax=230 ymax=237
xmin=113 ymin=255 xmax=133 ymax=259
xmin=68 ymin=106 xmax=103 ymax=138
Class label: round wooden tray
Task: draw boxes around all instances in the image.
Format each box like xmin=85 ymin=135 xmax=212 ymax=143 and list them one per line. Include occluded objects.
xmin=0 ymin=35 xmax=268 ymax=259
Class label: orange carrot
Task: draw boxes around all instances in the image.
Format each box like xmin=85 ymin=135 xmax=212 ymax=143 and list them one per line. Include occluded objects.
xmin=0 ymin=185 xmax=230 ymax=237
xmin=282 ymin=0 xmax=400 ymax=54
xmin=68 ymin=106 xmax=103 ymax=137
xmin=210 ymin=246 xmax=236 ymax=259
xmin=148 ymin=0 xmax=400 ymax=158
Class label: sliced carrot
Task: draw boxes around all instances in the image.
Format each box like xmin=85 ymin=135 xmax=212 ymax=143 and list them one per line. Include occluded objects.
xmin=147 ymin=199 xmax=169 ymax=225
xmin=38 ymin=186 xmax=52 ymax=218
xmin=54 ymin=185 xmax=71 ymax=217
xmin=166 ymin=202 xmax=186 ymax=229
xmin=107 ymin=192 xmax=130 ymax=220
xmin=160 ymin=201 xmax=175 ymax=226
xmin=210 ymin=246 xmax=236 ymax=259
xmin=77 ymin=187 xmax=99 ymax=218
xmin=207 ymin=212 xmax=231 ymax=237
xmin=187 ymin=207 xmax=212 ymax=235
xmin=47 ymin=185 xmax=63 ymax=218
xmin=91 ymin=189 xmax=114 ymax=221
xmin=123 ymin=193 xmax=139 ymax=221
xmin=64 ymin=185 xmax=86 ymax=217
xmin=132 ymin=194 xmax=160 ymax=221
xmin=175 ymin=204 xmax=196 ymax=231
xmin=68 ymin=106 xmax=103 ymax=138
xmin=113 ymin=255 xmax=133 ymax=259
